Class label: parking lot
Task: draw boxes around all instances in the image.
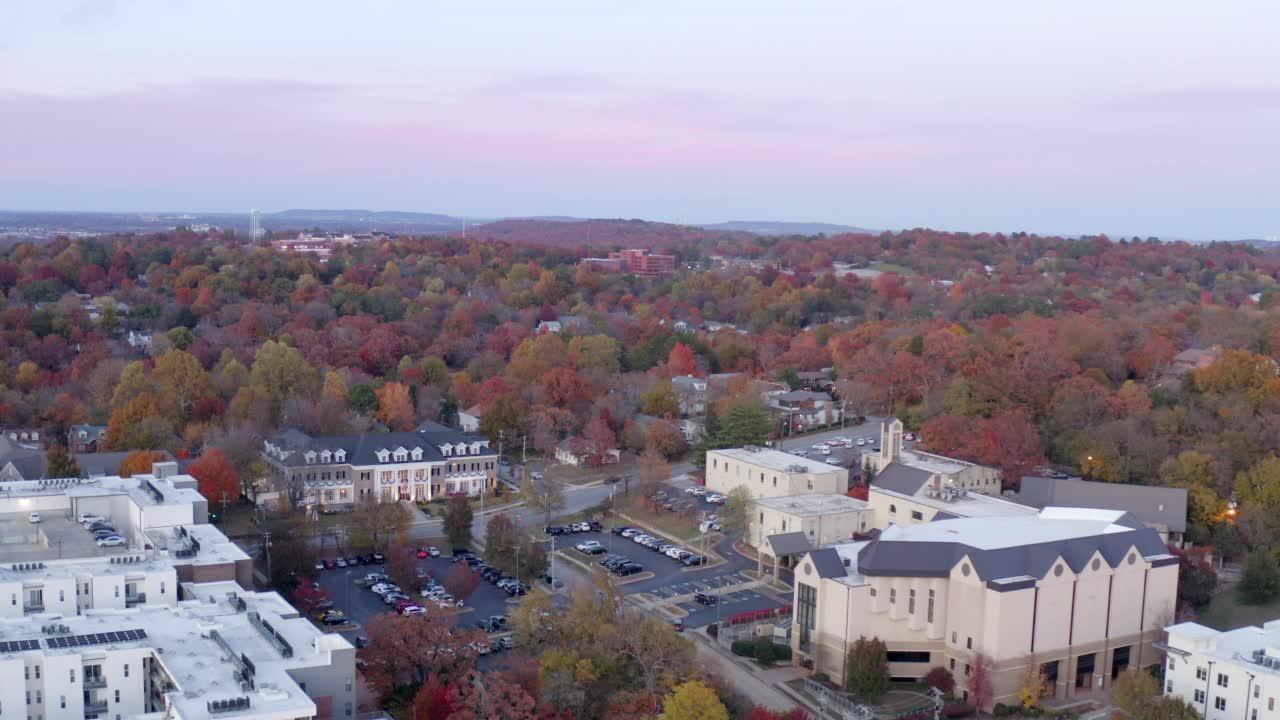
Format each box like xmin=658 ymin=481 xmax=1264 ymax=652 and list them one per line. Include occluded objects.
xmin=314 ymin=552 xmax=524 ymax=640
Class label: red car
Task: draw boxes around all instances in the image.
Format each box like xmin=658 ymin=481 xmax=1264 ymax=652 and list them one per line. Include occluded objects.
xmin=672 ymin=619 xmax=685 ymax=632
xmin=416 ymin=548 xmax=428 ymax=558
xmin=393 ymin=598 xmax=419 ymax=611
xmin=321 ymin=559 xmax=337 ymax=570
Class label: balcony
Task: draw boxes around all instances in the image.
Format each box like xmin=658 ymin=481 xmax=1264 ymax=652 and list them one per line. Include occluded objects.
xmin=23 ymin=603 xmax=43 ymax=614
xmin=84 ymin=700 xmax=108 ymax=716
xmin=125 ymin=593 xmax=147 ymax=607
xmin=84 ymin=676 xmax=107 ymax=689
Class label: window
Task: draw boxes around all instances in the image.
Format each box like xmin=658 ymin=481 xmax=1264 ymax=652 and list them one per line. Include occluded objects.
xmin=160 ymin=582 xmax=165 ymax=594
xmin=1195 ymin=690 xmax=1206 ymax=703
xmin=927 ymin=589 xmax=935 ymax=623
xmin=890 ymin=588 xmax=896 ymax=605
xmin=966 ymin=637 xmax=973 ymax=650
xmin=773 ymin=478 xmax=777 ymax=487
xmin=869 ymin=587 xmax=876 ymax=597
xmin=911 ymin=510 xmax=923 ymax=521
xmin=759 ymin=512 xmax=764 ymax=524
xmin=1166 ymin=681 xmax=1173 ymax=693
xmin=34 ymin=666 xmax=38 ymax=678
xmin=889 ymin=504 xmax=897 ymax=514
xmin=25 ymin=692 xmax=29 ymax=706
xmin=950 ymin=658 xmax=956 ymax=671
xmin=114 ymin=690 xmax=120 ymax=703
xmin=1215 ymin=697 xmax=1227 ymax=711
xmin=965 ymin=664 xmax=971 ymax=676
xmin=69 ymin=670 xmax=74 ymax=683
xmin=797 ymin=584 xmax=817 ymax=647
xmin=25 ymin=666 xmax=28 ymax=679
xmin=1197 ymin=667 xmax=1207 ymax=680
xmin=887 ymin=651 xmax=931 ymax=663
xmin=35 ymin=691 xmax=40 ymax=704
xmin=58 ymin=590 xmax=63 ymax=602
xmin=1218 ymin=673 xmax=1229 ymax=688
xmin=1252 ymin=710 xmax=1258 ymax=720
xmin=124 ymin=664 xmax=129 ymax=677
xmin=1269 ymin=698 xmax=1275 ymax=711
xmin=1256 ymin=685 xmax=1261 ymax=699
xmin=952 ymin=632 xmax=957 ymax=644
xmin=346 ymin=702 xmax=353 ymax=717
xmin=908 ymin=589 xmax=916 ymax=614
xmin=59 ymin=697 xmax=65 ymax=709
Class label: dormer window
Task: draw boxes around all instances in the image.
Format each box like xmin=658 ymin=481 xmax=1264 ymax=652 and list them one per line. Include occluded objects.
xmin=304 ymin=451 xmax=317 ymax=464
xmin=394 ymin=448 xmax=408 ymax=462
xmin=470 ymin=443 xmax=481 ymax=454
xmin=411 ymin=448 xmax=423 ymax=461
xmin=441 ymin=445 xmax=452 ymax=457
xmin=376 ymin=449 xmax=390 ymax=463
xmin=454 ymin=443 xmax=467 ymax=455
xmin=334 ymin=450 xmax=346 ymax=463
xmin=320 ymin=450 xmax=332 ymax=463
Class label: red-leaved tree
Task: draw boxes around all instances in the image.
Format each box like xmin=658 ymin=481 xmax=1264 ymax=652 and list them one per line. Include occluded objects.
xmin=188 ymin=448 xmax=240 ymax=505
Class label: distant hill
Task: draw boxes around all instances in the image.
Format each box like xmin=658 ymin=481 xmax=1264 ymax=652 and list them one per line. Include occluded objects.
xmin=473 ymin=218 xmax=751 ymax=249
xmin=697 ymin=220 xmax=876 ymax=236
xmin=268 ymin=209 xmax=471 ymax=231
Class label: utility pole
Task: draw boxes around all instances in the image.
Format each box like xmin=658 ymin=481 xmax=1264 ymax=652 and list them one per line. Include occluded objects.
xmin=261 ymin=530 xmax=273 ymax=581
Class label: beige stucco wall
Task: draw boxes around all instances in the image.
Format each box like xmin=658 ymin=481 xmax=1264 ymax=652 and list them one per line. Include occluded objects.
xmin=706 ymin=450 xmax=845 ymax=500
xmin=793 ymin=545 xmax=1178 ymax=710
xmin=749 ymin=502 xmax=872 ymax=548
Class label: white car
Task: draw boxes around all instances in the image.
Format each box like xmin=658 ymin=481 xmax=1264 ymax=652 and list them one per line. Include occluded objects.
xmin=684 ymin=487 xmax=700 ymax=495
xmin=705 ymin=494 xmax=726 ymax=505
xmin=812 ymin=443 xmax=827 ymax=449
xmin=78 ymin=512 xmax=103 ymax=525
xmin=691 ymin=488 xmax=708 ymax=497
xmin=575 ymin=541 xmax=602 ymax=552
xmin=856 ymin=438 xmax=867 ymax=446
xmin=428 ymin=546 xmax=441 ymax=557
xmin=792 ymin=450 xmax=807 ymax=457
xmin=904 ymin=433 xmax=917 ymax=441
xmin=664 ymin=547 xmax=684 ymax=559
xmin=96 ymin=535 xmax=125 ymax=547
xmin=819 ymin=447 xmax=832 ymax=455
xmin=401 ymin=606 xmax=426 ymax=616
xmin=370 ymin=583 xmax=399 ymax=596
xmin=632 ymin=534 xmax=652 ymax=544
xmin=28 ymin=512 xmax=41 ymax=523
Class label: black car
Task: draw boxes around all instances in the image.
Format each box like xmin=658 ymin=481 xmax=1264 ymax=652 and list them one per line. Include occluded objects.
xmin=613 ymin=563 xmax=643 ymax=576
xmin=505 ymin=583 xmax=527 ymax=596
xmin=601 ymin=556 xmax=629 ymax=569
xmin=344 ymin=556 xmax=360 ymax=566
xmin=465 ymin=557 xmax=482 ymax=567
xmin=611 ymin=526 xmax=632 ymax=536
xmin=588 ymin=520 xmax=603 ymax=531
xmin=695 ymin=593 xmax=718 ymax=606
xmin=359 ymin=553 xmax=375 ymax=564
xmin=680 ymin=555 xmax=706 ymax=567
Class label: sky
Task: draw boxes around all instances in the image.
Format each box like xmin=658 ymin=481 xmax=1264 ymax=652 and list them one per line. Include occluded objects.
xmin=1 ymin=1 xmax=1277 ymax=240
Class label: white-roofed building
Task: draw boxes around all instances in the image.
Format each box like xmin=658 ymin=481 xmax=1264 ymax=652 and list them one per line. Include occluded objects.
xmin=792 ymin=507 xmax=1179 ymax=710
xmin=706 ymin=446 xmax=847 ymax=500
xmin=0 ymin=586 xmax=355 ymax=720
xmin=1163 ymin=620 xmax=1280 ymax=720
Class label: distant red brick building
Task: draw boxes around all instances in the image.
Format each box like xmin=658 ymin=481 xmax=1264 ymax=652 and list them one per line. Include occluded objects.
xmin=580 ymin=248 xmax=675 ymax=276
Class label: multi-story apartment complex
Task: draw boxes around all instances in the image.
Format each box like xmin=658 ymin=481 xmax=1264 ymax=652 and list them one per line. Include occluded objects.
xmin=0 ymin=585 xmax=355 ymax=720
xmin=1163 ymin=620 xmax=1280 ymax=720
xmin=791 ymin=507 xmax=1179 ymax=709
xmin=865 ymin=418 xmax=1002 ymax=494
xmin=705 ymin=447 xmax=847 ymax=500
xmin=261 ymin=425 xmax=499 ymax=508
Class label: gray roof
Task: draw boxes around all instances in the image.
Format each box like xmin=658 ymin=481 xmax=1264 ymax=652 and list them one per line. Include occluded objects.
xmin=76 ymin=450 xmax=177 ymax=479
xmin=267 ymin=427 xmax=493 ymax=468
xmin=807 ymin=547 xmax=849 ymax=579
xmin=0 ymin=436 xmax=46 ymax=479
xmin=872 ymin=462 xmax=933 ymax=497
xmin=1018 ymin=476 xmax=1187 ymax=533
xmin=857 ymin=519 xmax=1170 ymax=583
xmin=765 ymin=532 xmax=813 ymax=557
xmin=776 ymin=390 xmax=833 ymax=403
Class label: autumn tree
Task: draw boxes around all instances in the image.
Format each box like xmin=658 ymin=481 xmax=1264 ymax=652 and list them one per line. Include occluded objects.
xmin=720 ymin=486 xmax=753 ymax=535
xmin=639 ymin=381 xmax=681 ymax=418
xmin=485 ymin=512 xmax=523 ymax=575
xmin=46 ymin=444 xmax=80 ymax=478
xmin=663 ymin=680 xmax=728 ymax=720
xmin=350 ymin=501 xmax=410 ymax=550
xmin=376 ymin=381 xmax=415 ymax=430
xmin=153 ymin=349 xmax=211 ymax=421
xmin=188 ymin=448 xmax=240 ymax=506
xmin=1239 ymin=550 xmax=1280 ymax=605
xmin=967 ymin=652 xmax=995 ymax=711
xmin=443 ymin=494 xmax=474 ymax=549
xmin=614 ymin=613 xmax=698 ymax=694
xmin=522 ymin=472 xmax=566 ymax=527
xmin=249 ymin=340 xmax=317 ymax=424
xmin=291 ymin=581 xmax=332 ymax=613
xmin=1112 ymin=668 xmax=1160 ymax=719
xmin=117 ymin=450 xmax=168 ymax=477
xmin=447 ymin=670 xmax=539 ymax=720
xmin=667 ymin=342 xmax=699 ymax=377
xmin=845 ymin=636 xmax=889 ymax=699
xmin=385 ymin=542 xmax=419 ymax=592
xmin=442 ymin=563 xmax=481 ymax=600
xmin=359 ymin=612 xmax=482 ymax=702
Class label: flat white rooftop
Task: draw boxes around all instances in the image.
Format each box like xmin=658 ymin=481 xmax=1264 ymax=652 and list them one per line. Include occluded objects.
xmin=0 ymin=587 xmax=350 ymax=720
xmin=829 ymin=540 xmax=870 ymax=588
xmin=871 ymin=486 xmax=1037 ymax=519
xmin=877 ymin=507 xmax=1141 ymax=550
xmin=1168 ymin=620 xmax=1280 ymax=670
xmin=894 ymin=449 xmax=973 ymax=475
xmin=755 ymin=493 xmax=870 ymax=517
xmin=712 ymin=447 xmax=844 ymax=475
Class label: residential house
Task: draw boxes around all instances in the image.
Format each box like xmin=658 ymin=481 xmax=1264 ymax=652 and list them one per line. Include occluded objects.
xmin=1154 ymin=346 xmax=1223 ymax=391
xmin=458 ymin=404 xmax=485 ymax=433
xmin=770 ymin=389 xmax=843 ymax=431
xmin=69 ymin=423 xmax=108 ymax=453
xmin=0 ymin=435 xmax=47 ymax=481
xmin=126 ymin=330 xmax=153 ymax=351
xmin=1 ymin=427 xmax=44 ymax=447
xmin=554 ymin=437 xmax=620 ymax=467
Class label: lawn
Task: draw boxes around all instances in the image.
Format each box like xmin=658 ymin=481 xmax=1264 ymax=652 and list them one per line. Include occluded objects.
xmin=868 ymin=261 xmax=913 ymax=275
xmin=1198 ymin=591 xmax=1280 ymax=631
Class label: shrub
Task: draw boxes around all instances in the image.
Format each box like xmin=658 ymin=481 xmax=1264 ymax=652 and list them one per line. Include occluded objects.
xmin=923 ymin=666 xmax=956 ymax=694
xmin=706 ymin=623 xmax=719 ymax=637
xmin=754 ymin=637 xmax=777 ymax=664
xmin=943 ymin=703 xmax=976 ymax=718
xmin=774 ymin=644 xmax=792 ymax=661
xmin=731 ymin=640 xmax=754 ymax=657
xmin=993 ymin=703 xmax=1012 ymax=717
xmin=812 ymin=671 xmax=828 ymax=682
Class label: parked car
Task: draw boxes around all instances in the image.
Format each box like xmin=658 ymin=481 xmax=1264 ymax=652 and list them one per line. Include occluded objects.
xmin=664 ymin=547 xmax=685 ymax=559
xmin=679 ymin=555 xmax=705 ymax=567
xmin=96 ymin=535 xmax=126 ymax=547
xmin=78 ymin=512 xmax=104 ymax=524
xmin=401 ymin=605 xmax=426 ymax=616
xmin=903 ymin=433 xmax=916 ymax=441
xmin=427 ymin=546 xmax=440 ymax=557
xmin=320 ymin=612 xmax=348 ymax=626
xmin=314 ymin=561 xmax=326 ymax=572
xmin=496 ymin=635 xmax=515 ymax=650
xmin=335 ymin=557 xmax=347 ymax=568
xmin=417 ymin=548 xmax=430 ymax=558
xmin=672 ymin=619 xmax=686 ymax=632
xmin=856 ymin=438 xmax=867 ymax=446
xmin=705 ymin=494 xmax=726 ymax=505
xmin=371 ymin=552 xmax=385 ymax=563
xmin=369 ymin=583 xmax=397 ymax=595
xmin=616 ymin=527 xmax=636 ymax=537
xmin=92 ymin=529 xmax=118 ymax=540
xmin=613 ymin=563 xmax=643 ymax=576
xmin=322 ymin=559 xmax=337 ymax=570
xmin=383 ymin=592 xmax=411 ymax=605
xmin=695 ymin=592 xmax=718 ymax=606
xmin=28 ymin=512 xmax=40 ymax=523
